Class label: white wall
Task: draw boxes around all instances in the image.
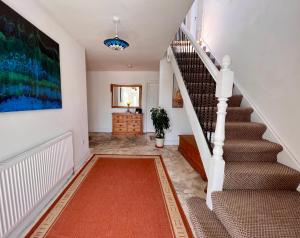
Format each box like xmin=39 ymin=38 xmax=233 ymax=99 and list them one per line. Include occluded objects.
xmin=159 ymin=56 xmax=192 ymax=145
xmin=201 ymin=0 xmax=300 ymax=169
xmin=87 ymin=71 xmax=159 ymax=132
xmin=0 ymin=0 xmax=90 ymax=169
xmin=185 ymin=0 xmax=203 ymax=40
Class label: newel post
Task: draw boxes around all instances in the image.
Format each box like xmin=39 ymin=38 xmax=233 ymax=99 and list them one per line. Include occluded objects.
xmin=206 ymin=55 xmax=234 ymax=209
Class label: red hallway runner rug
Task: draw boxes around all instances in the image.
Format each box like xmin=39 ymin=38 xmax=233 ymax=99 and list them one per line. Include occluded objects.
xmin=27 ymin=155 xmax=192 ymax=238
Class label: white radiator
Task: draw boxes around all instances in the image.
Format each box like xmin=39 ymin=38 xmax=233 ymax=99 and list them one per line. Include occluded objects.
xmin=0 ymin=131 xmax=74 ymax=238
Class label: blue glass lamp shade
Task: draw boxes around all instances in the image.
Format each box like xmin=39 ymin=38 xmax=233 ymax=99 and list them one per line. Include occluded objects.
xmin=104 ymin=36 xmax=129 ymax=51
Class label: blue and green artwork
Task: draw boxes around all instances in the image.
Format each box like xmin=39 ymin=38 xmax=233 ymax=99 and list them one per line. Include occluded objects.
xmin=0 ymin=1 xmax=61 ymax=112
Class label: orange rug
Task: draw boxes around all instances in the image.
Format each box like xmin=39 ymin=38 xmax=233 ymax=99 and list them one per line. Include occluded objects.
xmin=27 ymin=155 xmax=192 ymax=238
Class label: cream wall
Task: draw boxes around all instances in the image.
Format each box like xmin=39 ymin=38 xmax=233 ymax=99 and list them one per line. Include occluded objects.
xmin=159 ymin=56 xmax=192 ymax=145
xmin=87 ymin=71 xmax=159 ymax=133
xmin=201 ymin=0 xmax=300 ymax=169
xmin=0 ymin=0 xmax=90 ymax=168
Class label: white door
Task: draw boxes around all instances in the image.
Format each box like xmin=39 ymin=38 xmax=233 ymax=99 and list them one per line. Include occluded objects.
xmin=146 ymin=82 xmax=159 ymax=132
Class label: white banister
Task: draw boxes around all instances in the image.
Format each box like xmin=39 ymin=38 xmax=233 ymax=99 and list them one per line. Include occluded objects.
xmin=169 ymin=25 xmax=235 ymax=209
xmin=167 ymin=46 xmax=212 ymax=173
xmin=206 ymin=55 xmax=234 ymax=209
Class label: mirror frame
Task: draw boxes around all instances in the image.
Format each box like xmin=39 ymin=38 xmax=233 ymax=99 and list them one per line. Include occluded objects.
xmin=111 ymin=84 xmax=142 ymax=108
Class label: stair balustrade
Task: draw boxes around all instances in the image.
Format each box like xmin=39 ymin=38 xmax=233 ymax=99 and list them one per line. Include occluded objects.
xmin=168 ymin=24 xmax=234 ymax=209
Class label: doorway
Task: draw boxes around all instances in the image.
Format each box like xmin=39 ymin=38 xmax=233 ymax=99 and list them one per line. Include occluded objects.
xmin=146 ymin=82 xmax=159 ymax=132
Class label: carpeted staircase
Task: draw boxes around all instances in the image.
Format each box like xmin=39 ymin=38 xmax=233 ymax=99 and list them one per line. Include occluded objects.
xmin=175 ymin=52 xmax=300 ymax=237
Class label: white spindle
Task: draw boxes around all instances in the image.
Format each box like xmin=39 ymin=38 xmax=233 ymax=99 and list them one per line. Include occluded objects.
xmin=206 ymin=55 xmax=234 ymax=209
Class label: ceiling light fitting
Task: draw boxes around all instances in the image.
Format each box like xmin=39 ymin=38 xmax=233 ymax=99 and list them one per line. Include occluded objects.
xmin=104 ymin=16 xmax=129 ymax=51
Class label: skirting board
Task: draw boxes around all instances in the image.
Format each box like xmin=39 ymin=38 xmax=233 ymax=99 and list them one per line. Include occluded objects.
xmin=89 ymin=128 xmax=112 ymax=133
xmin=74 ymin=150 xmax=92 ymax=171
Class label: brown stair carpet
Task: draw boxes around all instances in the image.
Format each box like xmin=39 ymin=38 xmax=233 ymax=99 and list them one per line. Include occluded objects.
xmin=190 ymin=94 xmax=243 ymax=107
xmin=179 ymin=64 xmax=206 ymax=71
xmin=183 ymin=73 xmax=212 ymax=83
xmin=196 ymin=107 xmax=253 ymax=122
xmin=212 ymin=191 xmax=300 ymax=238
xmin=223 ymin=122 xmax=267 ymax=140
xmin=186 ymin=82 xmax=216 ymax=94
xmin=186 ymin=197 xmax=231 ymax=238
xmin=204 ymin=122 xmax=268 ymax=140
xmin=224 ymin=162 xmax=300 ymax=190
xmin=223 ymin=140 xmax=283 ymax=162
xmin=175 ymin=50 xmax=300 ymax=238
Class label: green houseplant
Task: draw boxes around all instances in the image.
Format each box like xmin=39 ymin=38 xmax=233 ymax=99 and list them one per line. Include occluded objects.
xmin=150 ymin=107 xmax=170 ymax=148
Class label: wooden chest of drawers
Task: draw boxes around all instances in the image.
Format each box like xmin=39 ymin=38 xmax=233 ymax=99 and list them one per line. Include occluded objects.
xmin=112 ymin=113 xmax=143 ymax=135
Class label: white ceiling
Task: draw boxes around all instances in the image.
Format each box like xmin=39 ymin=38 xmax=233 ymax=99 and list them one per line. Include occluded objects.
xmin=36 ymin=0 xmax=193 ymax=71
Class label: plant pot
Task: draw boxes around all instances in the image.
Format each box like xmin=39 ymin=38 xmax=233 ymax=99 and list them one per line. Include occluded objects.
xmin=155 ymin=138 xmax=165 ymax=148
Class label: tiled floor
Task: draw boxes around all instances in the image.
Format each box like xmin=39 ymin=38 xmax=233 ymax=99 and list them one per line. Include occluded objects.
xmin=89 ymin=132 xmax=207 ymax=233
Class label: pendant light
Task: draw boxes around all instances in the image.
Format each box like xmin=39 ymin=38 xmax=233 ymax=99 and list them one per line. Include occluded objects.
xmin=104 ymin=16 xmax=129 ymax=51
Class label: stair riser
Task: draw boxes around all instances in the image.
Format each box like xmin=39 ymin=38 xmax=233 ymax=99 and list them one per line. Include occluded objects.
xmin=223 ymin=172 xmax=300 ymax=190
xmin=175 ymin=54 xmax=201 ymax=58
xmin=225 ymin=127 xmax=266 ymax=140
xmin=178 ymin=59 xmax=204 ymax=64
xmin=183 ymin=76 xmax=213 ymax=84
xmin=197 ymin=109 xmax=252 ymax=122
xmin=223 ymin=151 xmax=278 ymax=162
xmin=180 ymin=67 xmax=207 ymax=73
xmin=205 ymin=126 xmax=266 ymax=140
xmin=187 ymin=84 xmax=216 ymax=94
xmin=227 ymin=113 xmax=251 ymax=122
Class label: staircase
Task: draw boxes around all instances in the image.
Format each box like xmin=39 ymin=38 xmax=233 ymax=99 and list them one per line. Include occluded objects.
xmin=169 ymin=25 xmax=300 ymax=237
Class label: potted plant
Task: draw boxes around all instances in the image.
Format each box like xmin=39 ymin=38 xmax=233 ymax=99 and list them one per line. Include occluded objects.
xmin=150 ymin=107 xmax=170 ymax=148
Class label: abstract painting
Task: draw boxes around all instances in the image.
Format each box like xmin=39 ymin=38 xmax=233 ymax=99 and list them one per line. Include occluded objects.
xmin=0 ymin=1 xmax=61 ymax=112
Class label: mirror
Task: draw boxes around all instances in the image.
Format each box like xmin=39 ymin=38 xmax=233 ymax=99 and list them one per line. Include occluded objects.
xmin=111 ymin=84 xmax=142 ymax=108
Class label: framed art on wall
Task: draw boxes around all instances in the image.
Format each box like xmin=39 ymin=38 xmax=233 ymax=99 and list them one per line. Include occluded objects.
xmin=172 ymin=74 xmax=183 ymax=108
xmin=0 ymin=1 xmax=62 ymax=112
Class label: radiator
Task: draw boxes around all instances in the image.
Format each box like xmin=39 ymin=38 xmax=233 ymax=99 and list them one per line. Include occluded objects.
xmin=0 ymin=131 xmax=74 ymax=238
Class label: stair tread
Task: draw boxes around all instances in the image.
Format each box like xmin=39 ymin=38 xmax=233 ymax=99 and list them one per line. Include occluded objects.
xmin=197 ymin=107 xmax=253 ymax=122
xmin=225 ymin=161 xmax=300 ymax=176
xmin=223 ymin=139 xmax=282 ymax=162
xmin=212 ymin=190 xmax=300 ymax=238
xmin=224 ymin=139 xmax=283 ymax=153
xmin=187 ymin=197 xmax=231 ymax=238
xmin=186 ymin=82 xmax=215 ymax=85
xmin=224 ymin=162 xmax=300 ymax=190
xmin=223 ymin=122 xmax=267 ymax=141
xmin=204 ymin=121 xmax=267 ymax=140
xmin=224 ymin=121 xmax=266 ymax=127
